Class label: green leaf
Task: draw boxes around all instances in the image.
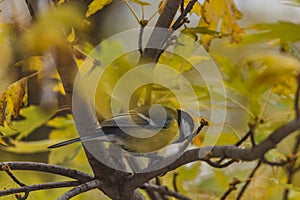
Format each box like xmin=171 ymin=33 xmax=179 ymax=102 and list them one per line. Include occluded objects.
xmin=86 ymin=0 xmax=113 ymax=17
xmin=183 ymin=27 xmax=221 ymax=36
xmin=0 ymin=105 xmax=55 ymax=139
xmin=243 ymin=22 xmax=300 ymax=44
xmin=0 ymin=139 xmax=53 ymax=154
xmin=48 ymin=115 xmax=81 ymax=164
xmin=174 ymin=31 xmax=197 ymax=59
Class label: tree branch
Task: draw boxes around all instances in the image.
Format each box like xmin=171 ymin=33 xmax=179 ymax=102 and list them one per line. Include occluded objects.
xmin=172 ymin=0 xmax=198 ymax=30
xmin=140 ymin=0 xmax=181 ymax=63
xmin=0 ymin=162 xmax=93 ymax=182
xmin=0 ymin=181 xmax=81 ymax=197
xmin=143 ymin=183 xmax=191 ymax=200
xmin=57 ymin=179 xmax=101 ymax=200
xmin=131 ymin=118 xmax=300 ymax=187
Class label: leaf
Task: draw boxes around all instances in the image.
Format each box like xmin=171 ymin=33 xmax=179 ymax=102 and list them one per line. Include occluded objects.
xmin=0 ymin=139 xmax=53 ymax=154
xmin=47 ymin=115 xmax=81 ymax=164
xmin=86 ymin=0 xmax=113 ymax=17
xmin=0 ymin=105 xmax=56 ymax=139
xmin=21 ymin=4 xmax=84 ymax=54
xmin=183 ymin=26 xmax=222 ymax=36
xmin=184 ymin=0 xmax=201 ymax=16
xmin=67 ymin=27 xmax=76 ymax=43
xmin=0 ymin=78 xmax=28 ymax=126
xmin=128 ymin=0 xmax=150 ymax=6
xmin=214 ymin=53 xmax=300 ymax=96
xmin=199 ymin=0 xmax=243 ymax=50
xmin=158 ymin=0 xmax=167 ymax=14
xmin=174 ymin=30 xmax=197 ymax=59
xmin=0 ymin=133 xmax=8 ymax=146
xmin=242 ymin=22 xmax=300 ymax=44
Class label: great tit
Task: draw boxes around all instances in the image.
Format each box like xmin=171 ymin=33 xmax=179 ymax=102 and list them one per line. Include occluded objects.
xmin=48 ymin=105 xmax=194 ymax=153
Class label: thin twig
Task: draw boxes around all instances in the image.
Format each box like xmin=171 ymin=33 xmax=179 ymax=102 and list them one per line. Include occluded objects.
xmin=0 ymin=162 xmax=93 ymax=182
xmin=0 ymin=181 xmax=82 ymax=196
xmin=143 ymin=183 xmax=191 ymax=200
xmin=171 ymin=0 xmax=198 ymax=30
xmin=205 ymin=159 xmax=237 ymax=168
xmin=130 ymin=117 xmax=300 ymax=188
xmin=139 ymin=26 xmax=145 ymax=55
xmin=24 ymin=0 xmax=36 ymax=20
xmin=58 ymin=179 xmax=101 ymax=200
xmin=220 ymin=177 xmax=241 ymax=200
xmin=216 ymin=122 xmax=256 ymax=165
xmin=172 ymin=173 xmax=179 ymax=192
xmin=1 ymin=164 xmax=29 ymax=200
xmin=261 ymin=156 xmax=289 ymax=166
xmin=283 ymin=133 xmax=300 ymax=200
xmin=237 ymin=161 xmax=262 ymax=199
xmin=139 ymin=0 xmax=181 ymax=63
xmin=295 ymin=75 xmax=300 ymax=118
xmin=123 ymin=0 xmax=140 ymax=24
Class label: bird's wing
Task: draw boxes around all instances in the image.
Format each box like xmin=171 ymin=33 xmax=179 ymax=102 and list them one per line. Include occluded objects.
xmin=100 ymin=111 xmax=161 ymax=129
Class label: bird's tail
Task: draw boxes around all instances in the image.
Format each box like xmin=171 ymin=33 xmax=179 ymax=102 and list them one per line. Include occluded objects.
xmin=48 ymin=137 xmax=82 ymax=148
xmin=48 ymin=133 xmax=108 ymax=149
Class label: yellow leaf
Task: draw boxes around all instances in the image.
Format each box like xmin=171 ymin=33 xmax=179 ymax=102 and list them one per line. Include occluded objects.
xmin=0 ymin=78 xmax=28 ymax=126
xmin=158 ymin=0 xmax=167 ymax=14
xmin=0 ymin=135 xmax=8 ymax=147
xmin=67 ymin=27 xmax=76 ymax=43
xmin=184 ymin=0 xmax=202 ymax=16
xmin=21 ymin=5 xmax=84 ymax=54
xmin=57 ymin=0 xmax=65 ymax=5
xmin=240 ymin=53 xmax=300 ymax=96
xmin=129 ymin=0 xmax=151 ymax=6
xmin=86 ymin=0 xmax=113 ymax=17
xmin=192 ymin=134 xmax=203 ymax=147
xmin=199 ymin=0 xmax=243 ymax=50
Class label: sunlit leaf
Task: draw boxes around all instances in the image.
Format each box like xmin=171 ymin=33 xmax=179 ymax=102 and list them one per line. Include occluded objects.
xmin=174 ymin=31 xmax=197 ymax=59
xmin=0 ymin=133 xmax=8 ymax=146
xmin=214 ymin=53 xmax=300 ymax=96
xmin=67 ymin=27 xmax=76 ymax=43
xmin=158 ymin=0 xmax=167 ymax=14
xmin=0 ymin=78 xmax=28 ymax=126
xmin=0 ymin=105 xmax=56 ymax=139
xmin=270 ymin=178 xmax=300 ymax=191
xmin=183 ymin=0 xmax=202 ymax=16
xmin=86 ymin=0 xmax=113 ymax=17
xmin=21 ymin=5 xmax=84 ymax=53
xmin=0 ymin=139 xmax=53 ymax=154
xmin=199 ymin=0 xmax=243 ymax=50
xmin=243 ymin=22 xmax=300 ymax=44
xmin=128 ymin=0 xmax=150 ymax=6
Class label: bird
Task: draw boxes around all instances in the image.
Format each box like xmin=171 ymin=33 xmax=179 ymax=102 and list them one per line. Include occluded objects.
xmin=48 ymin=104 xmax=194 ymax=153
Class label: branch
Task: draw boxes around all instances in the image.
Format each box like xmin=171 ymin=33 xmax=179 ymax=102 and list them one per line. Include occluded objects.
xmin=140 ymin=0 xmax=181 ymax=63
xmin=172 ymin=0 xmax=198 ymax=30
xmin=142 ymin=183 xmax=191 ymax=200
xmin=1 ymin=164 xmax=28 ymax=199
xmin=24 ymin=0 xmax=36 ymax=20
xmin=220 ymin=178 xmax=240 ymax=200
xmin=0 ymin=181 xmax=81 ymax=197
xmin=58 ymin=179 xmax=101 ymax=200
xmin=131 ymin=118 xmax=300 ymax=187
xmin=0 ymin=162 xmax=93 ymax=182
xmin=283 ymin=133 xmax=300 ymax=200
xmin=237 ymin=161 xmax=262 ymax=199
